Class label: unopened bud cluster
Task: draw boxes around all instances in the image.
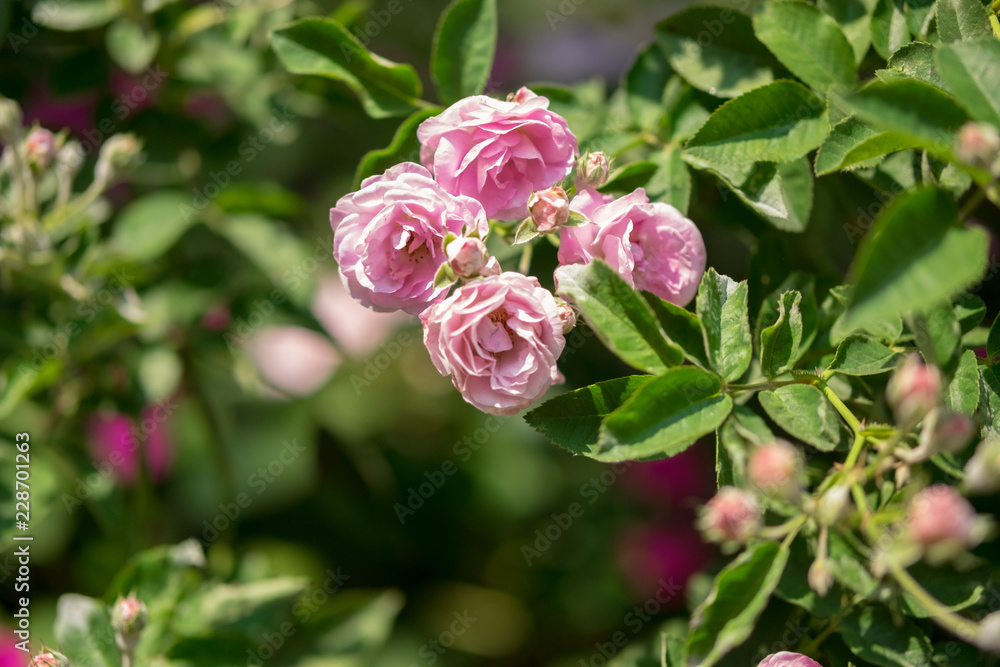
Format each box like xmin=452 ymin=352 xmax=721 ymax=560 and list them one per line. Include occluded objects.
xmin=112 ymin=594 xmax=148 ymax=651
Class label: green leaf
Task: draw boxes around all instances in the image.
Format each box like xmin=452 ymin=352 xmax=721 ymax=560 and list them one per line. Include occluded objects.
xmin=759 ymin=384 xmax=851 ymax=451
xmin=693 ymin=160 xmax=789 ymax=221
xmin=839 ymin=606 xmax=934 ymax=667
xmin=430 ymin=0 xmax=496 ymax=104
xmin=755 ymin=272 xmax=818 ymax=350
xmin=354 ymin=109 xmax=439 ymax=186
xmin=828 ymin=334 xmax=903 ymax=375
xmin=910 ymin=302 xmax=961 ymax=367
xmin=32 ymin=0 xmax=120 ymax=30
xmin=988 ymin=313 xmax=1000 ymax=360
xmin=899 ymin=561 xmax=989 ymax=617
xmin=753 ymin=0 xmax=857 ymax=91
xmin=555 ymin=261 xmax=683 ymax=373
xmin=270 ymin=18 xmax=424 ymax=119
xmin=979 ymin=364 xmax=1000 ymax=440
xmin=814 ymin=117 xmax=919 ymax=175
xmin=512 ymin=217 xmax=539 ymax=245
xmin=870 ymin=0 xmax=910 ymax=59
xmin=686 ymin=541 xmax=790 ymax=667
xmin=760 ymin=291 xmax=804 ymax=378
xmin=643 ymin=292 xmax=710 ymax=368
xmin=775 ymin=536 xmax=843 ymax=617
xmin=936 ymin=0 xmax=993 ymax=42
xmin=524 ymin=376 xmax=651 ymax=457
xmin=111 ymin=191 xmax=194 ymax=262
xmin=954 ymin=293 xmax=986 ymax=334
xmin=936 ymin=39 xmax=1000 ymax=127
xmin=697 ymin=268 xmax=752 ymax=383
xmin=105 ymin=18 xmax=160 ymax=74
xmin=880 ymin=41 xmax=946 ymax=89
xmin=216 ymin=214 xmax=317 ymax=307
xmin=772 ymin=158 xmax=815 ymax=232
xmin=834 ymin=80 xmax=968 ymax=157
xmin=828 ymin=533 xmax=879 ymax=595
xmin=684 ymin=81 xmax=828 ymax=165
xmin=655 ymin=7 xmax=778 ymax=98
xmin=596 ymin=367 xmax=733 ymax=462
xmin=54 ymin=594 xmax=119 ymax=667
xmin=599 ymin=161 xmax=659 ymax=193
xmin=174 ymin=577 xmax=310 ymax=640
xmin=645 ymin=145 xmax=692 ymax=215
xmin=843 ymin=188 xmax=989 ymax=334
xmin=625 ymin=42 xmax=674 ymax=133
xmin=819 ymin=0 xmax=878 ymax=63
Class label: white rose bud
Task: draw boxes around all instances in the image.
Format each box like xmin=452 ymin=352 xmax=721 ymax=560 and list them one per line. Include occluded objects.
xmin=976 ymin=611 xmax=1000 ymax=653
xmin=94 ymin=134 xmax=142 ymax=186
xmin=554 ymin=297 xmax=576 ymax=333
xmin=575 ymin=150 xmax=611 ymax=189
xmin=528 ymin=186 xmax=570 ymax=233
xmin=965 ymin=439 xmax=1000 ymax=495
xmin=0 ymin=95 xmax=22 ymax=143
xmin=446 ymin=237 xmax=488 ymax=278
xmin=807 ymin=558 xmax=834 ymax=596
xmin=818 ymin=485 xmax=851 ymax=525
xmin=956 ymin=121 xmax=1000 ymax=174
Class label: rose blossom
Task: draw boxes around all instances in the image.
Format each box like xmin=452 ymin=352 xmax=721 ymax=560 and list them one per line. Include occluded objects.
xmin=330 ymin=162 xmax=488 ymax=314
xmin=421 ymin=272 xmax=565 ymax=415
xmin=908 ymin=484 xmax=978 ymax=547
xmin=886 ymin=354 xmax=940 ymax=424
xmin=698 ymin=486 xmax=760 ymax=544
xmin=748 ymin=439 xmax=802 ymax=500
xmin=417 ymin=87 xmax=578 ymax=220
xmin=757 ymin=652 xmax=823 ymax=667
xmin=558 ymin=188 xmax=706 ymax=306
xmin=528 ymin=186 xmax=569 ymax=232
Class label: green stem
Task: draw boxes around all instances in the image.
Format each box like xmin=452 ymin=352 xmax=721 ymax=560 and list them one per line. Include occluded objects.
xmin=518 ymin=241 xmax=533 ymax=275
xmin=887 ymin=560 xmax=980 ymax=643
xmin=726 ymin=377 xmax=814 ymax=393
xmin=797 ymin=592 xmax=865 ymax=656
xmin=843 ymin=430 xmax=867 ymax=471
xmin=958 ymin=186 xmax=987 ymax=221
xmin=819 ymin=381 xmax=861 ymax=434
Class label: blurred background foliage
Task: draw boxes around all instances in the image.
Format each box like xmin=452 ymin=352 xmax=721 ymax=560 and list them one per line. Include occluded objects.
xmin=1 ymin=0 xmax=999 ymax=664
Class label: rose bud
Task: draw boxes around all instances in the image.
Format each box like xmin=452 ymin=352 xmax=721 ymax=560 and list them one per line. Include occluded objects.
xmin=818 ymin=485 xmax=851 ymax=525
xmin=808 ymin=557 xmax=834 ymax=596
xmin=886 ymin=355 xmax=941 ymax=425
xmin=924 ymin=411 xmax=975 ymax=455
xmin=976 ymin=611 xmax=1000 ymax=653
xmin=757 ymin=652 xmax=824 ymax=667
xmin=25 ymin=127 xmax=57 ymax=171
xmin=575 ymin=150 xmax=611 ymax=189
xmin=112 ymin=595 xmax=148 ymax=651
xmin=31 ymin=652 xmax=70 ymax=667
xmin=956 ymin=121 xmax=1000 ymax=173
xmin=528 ymin=186 xmax=570 ymax=233
xmin=964 ymin=439 xmax=1000 ymax=495
xmin=748 ymin=439 xmax=803 ymax=500
xmin=94 ymin=133 xmax=142 ymax=185
xmin=446 ymin=236 xmax=488 ymax=278
xmin=0 ymin=94 xmax=22 ymax=143
xmin=698 ymin=486 xmax=760 ymax=545
xmin=554 ymin=297 xmax=576 ymax=333
xmin=908 ymin=484 xmax=980 ymax=554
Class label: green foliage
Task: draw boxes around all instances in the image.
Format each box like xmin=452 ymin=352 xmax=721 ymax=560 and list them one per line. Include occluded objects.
xmin=430 ymin=0 xmax=497 ymax=104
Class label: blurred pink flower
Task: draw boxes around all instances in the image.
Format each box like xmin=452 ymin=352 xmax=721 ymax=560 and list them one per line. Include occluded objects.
xmin=619 ymin=445 xmax=714 ymax=509
xmin=758 ymin=653 xmax=823 ymax=667
xmin=0 ymin=628 xmax=24 ymax=666
xmin=615 ymin=523 xmax=710 ymax=605
xmin=22 ymin=85 xmax=97 ymax=137
xmin=248 ymin=325 xmax=341 ymax=397
xmin=87 ymin=413 xmax=139 ymax=485
xmin=201 ymin=302 xmax=232 ymax=332
xmin=141 ymin=405 xmax=174 ymax=483
xmin=311 ymin=273 xmax=410 ymax=357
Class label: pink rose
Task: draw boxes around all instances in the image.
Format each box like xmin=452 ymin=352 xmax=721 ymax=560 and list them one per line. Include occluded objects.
xmin=528 ymin=186 xmax=570 ymax=233
xmin=421 ymin=272 xmax=566 ymax=415
xmin=417 ymin=87 xmax=578 ymax=220
xmin=558 ymin=188 xmax=706 ymax=306
xmin=330 ymin=162 xmax=488 ymax=315
xmin=248 ymin=326 xmax=341 ymax=397
xmin=757 ymin=652 xmax=823 ymax=667
xmin=908 ymin=484 xmax=977 ymax=547
xmin=88 ymin=413 xmax=139 ymax=485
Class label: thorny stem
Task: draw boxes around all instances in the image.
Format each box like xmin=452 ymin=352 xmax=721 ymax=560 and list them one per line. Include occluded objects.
xmin=818 ymin=381 xmax=861 ymax=435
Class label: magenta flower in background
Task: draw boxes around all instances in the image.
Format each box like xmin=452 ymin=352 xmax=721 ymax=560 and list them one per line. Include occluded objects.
xmin=0 ymin=628 xmax=24 ymax=666
xmin=311 ymin=272 xmax=411 ymax=357
xmin=417 ymin=87 xmax=578 ymax=220
xmin=421 ymin=272 xmax=565 ymax=415
xmin=757 ymin=652 xmax=823 ymax=667
xmin=330 ymin=162 xmax=489 ymax=315
xmin=619 ymin=445 xmax=714 ymax=509
xmin=141 ymin=405 xmax=174 ymax=483
xmin=87 ymin=413 xmax=139 ymax=485
xmin=247 ymin=325 xmax=341 ymax=398
xmin=559 ymin=188 xmax=706 ymax=306
xmin=615 ymin=523 xmax=710 ymax=604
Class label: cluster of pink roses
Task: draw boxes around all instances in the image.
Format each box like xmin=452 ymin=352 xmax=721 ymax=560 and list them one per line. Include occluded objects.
xmin=329 ymin=87 xmax=706 ymax=414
